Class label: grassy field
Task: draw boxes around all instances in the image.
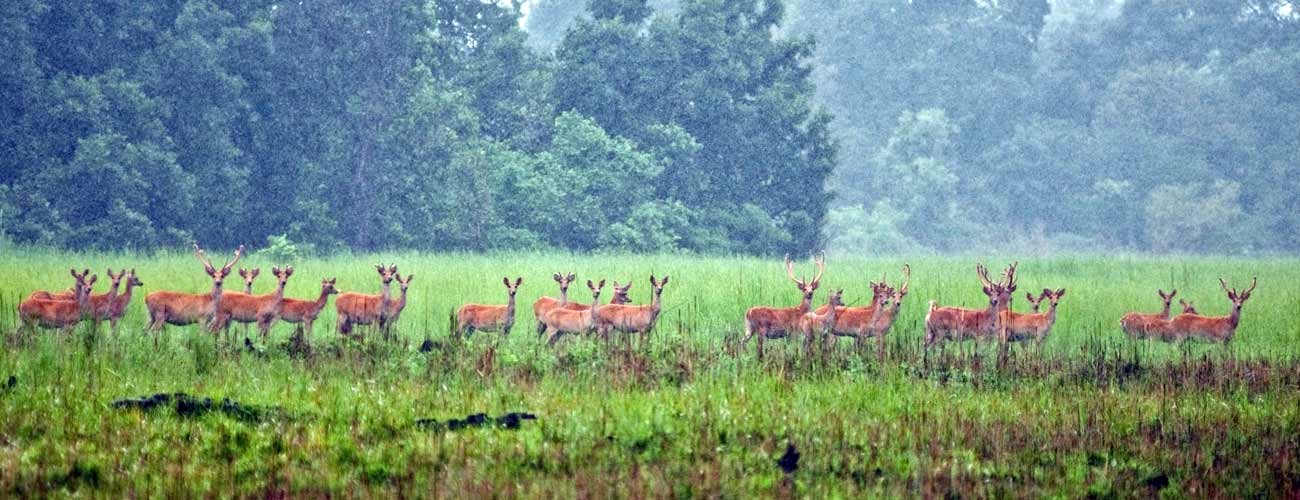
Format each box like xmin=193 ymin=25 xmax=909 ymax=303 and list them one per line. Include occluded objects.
xmin=1 ymin=248 xmax=1298 ymax=497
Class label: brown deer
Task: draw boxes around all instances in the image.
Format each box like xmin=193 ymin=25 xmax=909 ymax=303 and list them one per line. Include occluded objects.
xmin=594 ymin=275 xmax=670 ymax=345
xmin=1178 ymin=299 xmax=1198 ymax=315
xmin=214 ymin=266 xmax=294 ymax=340
xmin=278 ymin=278 xmax=338 ymax=340
xmin=456 ymin=277 xmax=523 ymax=339
xmin=29 ymin=269 xmax=124 ymax=328
xmin=1003 ymin=288 xmax=1066 ymax=345
xmin=145 ymin=244 xmax=244 ymax=333
xmin=106 ymin=269 xmax=144 ymax=334
xmin=18 ymin=269 xmax=96 ymax=334
xmin=335 ymin=264 xmax=397 ymax=336
xmin=866 ymin=265 xmax=911 ymax=358
xmin=924 ymin=263 xmax=1016 ymax=348
xmin=238 ymin=268 xmax=260 ymax=294
xmin=1168 ymin=278 xmax=1256 ymax=344
xmin=544 ymin=279 xmax=605 ymax=346
xmin=821 ymin=281 xmax=889 ymax=349
xmin=534 ymin=273 xmax=631 ymax=337
xmin=381 ymin=273 xmax=414 ymax=338
xmin=1119 ymin=289 xmax=1177 ymax=339
xmin=742 ymin=255 xmax=826 ymax=357
xmin=797 ymin=288 xmax=843 ymax=354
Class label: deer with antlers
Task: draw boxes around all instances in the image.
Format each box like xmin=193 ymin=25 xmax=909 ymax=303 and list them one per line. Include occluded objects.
xmin=106 ymin=269 xmax=144 ymax=334
xmin=213 ymin=266 xmax=294 ymax=340
xmin=543 ymin=279 xmax=605 ymax=346
xmin=534 ymin=274 xmax=631 ymax=337
xmin=1002 ymin=288 xmax=1066 ymax=345
xmin=1167 ymin=278 xmax=1256 ymax=344
xmin=742 ymin=255 xmax=826 ymax=357
xmin=277 ymin=277 xmax=338 ymax=341
xmin=457 ymin=277 xmax=523 ymax=339
xmin=145 ymin=244 xmax=244 ymax=333
xmin=335 ymin=264 xmax=397 ymax=337
xmin=594 ymin=275 xmax=670 ymax=346
xmin=797 ymin=288 xmax=843 ymax=354
xmin=1119 ymin=289 xmax=1178 ymax=339
xmin=924 ymin=262 xmax=1016 ymax=348
xmin=18 ymin=269 xmax=97 ymax=334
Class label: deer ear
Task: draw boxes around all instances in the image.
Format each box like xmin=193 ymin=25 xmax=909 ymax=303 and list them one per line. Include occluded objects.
xmin=1056 ymin=288 xmax=1065 ymax=297
xmin=586 ymin=279 xmax=594 ymax=289
xmin=553 ymin=273 xmax=562 ymax=282
xmin=503 ymin=277 xmax=510 ymax=287
xmin=86 ymin=274 xmax=97 ymax=285
xmin=286 ymin=266 xmax=293 ymax=276
xmin=405 ymin=274 xmax=413 ymax=283
xmin=270 ymin=267 xmax=279 ymax=276
xmin=515 ymin=277 xmax=523 ymax=287
xmin=662 ymin=275 xmax=669 ymax=285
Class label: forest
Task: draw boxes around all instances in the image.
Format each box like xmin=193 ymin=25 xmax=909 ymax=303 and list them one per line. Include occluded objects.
xmin=2 ymin=0 xmax=1297 ymax=255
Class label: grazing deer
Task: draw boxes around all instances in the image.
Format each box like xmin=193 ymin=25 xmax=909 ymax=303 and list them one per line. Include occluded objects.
xmin=457 ymin=277 xmax=523 ymax=339
xmin=1179 ymin=299 xmax=1198 ymax=315
xmin=1003 ymin=288 xmax=1066 ymax=345
xmin=924 ymin=263 xmax=1016 ymax=348
xmin=797 ymin=288 xmax=843 ymax=354
xmin=335 ymin=264 xmax=398 ymax=337
xmin=742 ymin=255 xmax=826 ymax=357
xmin=214 ymin=266 xmax=294 ymax=340
xmin=1119 ymin=289 xmax=1177 ymax=339
xmin=145 ymin=244 xmax=244 ymax=333
xmin=238 ymin=268 xmax=260 ymax=294
xmin=278 ymin=278 xmax=338 ymax=340
xmin=1168 ymin=278 xmax=1256 ymax=344
xmin=106 ymin=269 xmax=144 ymax=334
xmin=534 ymin=273 xmax=631 ymax=336
xmin=544 ymin=279 xmax=605 ymax=346
xmin=594 ymin=275 xmax=670 ymax=345
xmin=18 ymin=269 xmax=96 ymax=334
xmin=381 ymin=273 xmax=414 ymax=338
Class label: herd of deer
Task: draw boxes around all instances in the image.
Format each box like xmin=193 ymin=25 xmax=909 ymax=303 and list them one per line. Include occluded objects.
xmin=15 ymin=246 xmax=1257 ymax=352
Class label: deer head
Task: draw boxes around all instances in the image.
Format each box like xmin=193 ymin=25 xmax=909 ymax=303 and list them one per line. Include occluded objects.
xmin=649 ymin=275 xmax=670 ymax=297
xmin=375 ymin=264 xmax=397 ymax=285
xmin=194 ymin=244 xmax=243 ymax=287
xmin=552 ymin=272 xmax=576 ymax=294
xmin=238 ymin=268 xmax=261 ymax=292
xmin=1179 ymin=299 xmax=1197 ymax=315
xmin=785 ymin=254 xmax=825 ymax=302
xmin=126 ymin=269 xmax=144 ymax=288
xmin=322 ymin=278 xmax=339 ymax=296
xmin=586 ymin=279 xmax=606 ymax=302
xmin=1219 ymin=277 xmax=1257 ymax=314
xmin=503 ymin=277 xmax=523 ymax=297
xmin=396 ymin=273 xmax=414 ymax=294
xmin=1043 ymin=288 xmax=1066 ymax=309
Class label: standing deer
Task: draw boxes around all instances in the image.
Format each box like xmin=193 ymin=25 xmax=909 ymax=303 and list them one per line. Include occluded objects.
xmin=214 ymin=266 xmax=294 ymax=340
xmin=866 ymin=265 xmax=911 ymax=358
xmin=18 ymin=269 xmax=96 ymax=334
xmin=1119 ymin=289 xmax=1177 ymax=339
xmin=1168 ymin=278 xmax=1256 ymax=344
xmin=145 ymin=244 xmax=244 ymax=333
xmin=335 ymin=264 xmax=397 ymax=337
xmin=278 ymin=278 xmax=338 ymax=341
xmin=797 ymin=288 xmax=843 ymax=354
xmin=594 ymin=275 xmax=670 ymax=346
xmin=107 ymin=269 xmax=144 ymax=334
xmin=1003 ymin=288 xmax=1066 ymax=345
xmin=535 ymin=273 xmax=631 ymax=337
xmin=923 ymin=263 xmax=1016 ymax=348
xmin=457 ymin=277 xmax=523 ymax=339
xmin=381 ymin=273 xmax=414 ymax=339
xmin=543 ymin=279 xmax=605 ymax=346
xmin=821 ymin=281 xmax=890 ymax=350
xmin=742 ymin=255 xmax=826 ymax=357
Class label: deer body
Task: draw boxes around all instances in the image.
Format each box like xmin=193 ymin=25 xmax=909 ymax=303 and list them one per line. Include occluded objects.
xmin=378 ymin=274 xmax=413 ymax=338
xmin=595 ymin=276 xmax=669 ymax=344
xmin=798 ymin=289 xmax=843 ymax=353
xmin=743 ymin=255 xmax=825 ymax=357
xmin=1120 ymin=289 xmax=1176 ymax=339
xmin=1168 ymin=278 xmax=1255 ymax=344
xmin=544 ymin=280 xmax=605 ymax=346
xmin=924 ymin=263 xmax=1016 ymax=348
xmin=146 ymin=245 xmax=243 ymax=332
xmin=279 ymin=278 xmax=338 ymax=339
xmin=107 ymin=270 xmax=143 ymax=334
xmin=18 ymin=270 xmax=96 ymax=332
xmin=336 ymin=264 xmax=397 ymax=336
xmin=457 ymin=277 xmax=522 ymax=339
xmin=215 ymin=266 xmax=293 ymax=339
xmin=1003 ymin=289 xmax=1066 ymax=345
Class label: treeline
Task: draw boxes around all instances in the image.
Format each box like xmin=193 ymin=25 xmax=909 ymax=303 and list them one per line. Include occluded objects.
xmin=0 ymin=0 xmax=833 ymax=255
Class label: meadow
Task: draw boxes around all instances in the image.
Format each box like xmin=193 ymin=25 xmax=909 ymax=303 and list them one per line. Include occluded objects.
xmin=1 ymin=247 xmax=1298 ymax=497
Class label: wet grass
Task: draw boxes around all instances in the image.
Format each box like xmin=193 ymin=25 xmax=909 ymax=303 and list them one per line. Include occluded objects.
xmin=1 ymin=248 xmax=1298 ymax=496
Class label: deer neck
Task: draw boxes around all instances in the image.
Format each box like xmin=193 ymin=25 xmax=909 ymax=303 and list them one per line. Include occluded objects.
xmin=823 ymin=302 xmax=838 ymax=330
xmin=589 ymin=295 xmax=600 ymax=321
xmin=1046 ymin=303 xmax=1059 ymax=329
xmin=118 ymin=280 xmax=137 ymax=305
xmin=271 ymin=279 xmax=287 ymax=304
xmin=1159 ymin=302 xmax=1172 ymax=320
xmin=105 ymin=281 xmax=121 ymax=302
xmin=1227 ymin=305 xmax=1242 ymax=330
xmin=559 ymin=288 xmax=569 ymax=307
xmin=506 ymin=293 xmax=517 ymax=321
xmin=209 ymin=280 xmax=224 ymax=315
xmin=798 ymin=293 xmax=813 ymax=314
xmin=244 ymin=283 xmax=253 ymax=295
xmin=379 ymin=282 xmax=393 ymax=310
xmin=313 ymin=288 xmax=331 ymax=313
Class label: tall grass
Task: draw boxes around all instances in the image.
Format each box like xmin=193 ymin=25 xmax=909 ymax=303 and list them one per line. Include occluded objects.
xmin=1 ymin=248 xmax=1297 ymax=496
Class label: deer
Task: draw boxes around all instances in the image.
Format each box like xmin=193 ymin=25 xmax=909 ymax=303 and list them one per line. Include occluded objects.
xmin=1023 ymin=292 xmax=1045 ymax=313
xmin=1002 ymin=288 xmax=1066 ymax=345
xmin=865 ymin=264 xmax=911 ymax=358
xmin=1167 ymin=278 xmax=1256 ymax=344
xmin=278 ymin=278 xmax=338 ymax=341
xmin=742 ymin=255 xmax=826 ymax=358
xmin=543 ymin=279 xmax=605 ymax=346
xmin=335 ymin=264 xmax=397 ymax=337
xmin=106 ymin=269 xmax=144 ymax=334
xmin=594 ymin=275 xmax=670 ymax=346
xmin=534 ymin=274 xmax=632 ymax=337
xmin=1178 ymin=299 xmax=1198 ymax=315
xmin=28 ymin=268 xmax=125 ymax=328
xmin=213 ymin=266 xmax=294 ymax=340
xmin=797 ymin=288 xmax=843 ymax=354
xmin=456 ymin=277 xmax=523 ymax=339
xmin=381 ymin=273 xmax=414 ymax=338
xmin=17 ymin=269 xmax=96 ymax=334
xmin=145 ymin=244 xmax=244 ymax=333
xmin=1119 ymin=289 xmax=1177 ymax=339
xmin=821 ymin=281 xmax=890 ymax=350
xmin=923 ymin=263 xmax=1016 ymax=348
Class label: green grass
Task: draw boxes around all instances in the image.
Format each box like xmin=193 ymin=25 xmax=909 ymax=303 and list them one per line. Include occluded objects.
xmin=1 ymin=248 xmax=1298 ymax=497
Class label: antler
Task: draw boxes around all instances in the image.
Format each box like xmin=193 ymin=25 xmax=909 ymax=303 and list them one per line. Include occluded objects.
xmin=222 ymin=245 xmax=245 ymax=272
xmin=899 ymin=264 xmax=911 ymax=294
xmin=1244 ymin=277 xmax=1257 ymax=295
xmin=194 ymin=243 xmax=216 ymax=274
xmin=1219 ymin=278 xmax=1232 ymax=294
xmin=784 ymin=255 xmax=804 ymax=286
xmin=976 ymin=264 xmax=995 ymax=290
xmin=810 ymin=254 xmax=826 ymax=288
xmin=1003 ymin=261 xmax=1018 ymax=292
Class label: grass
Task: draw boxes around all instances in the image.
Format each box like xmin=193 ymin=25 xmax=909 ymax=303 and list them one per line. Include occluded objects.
xmin=1 ymin=248 xmax=1298 ymax=497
